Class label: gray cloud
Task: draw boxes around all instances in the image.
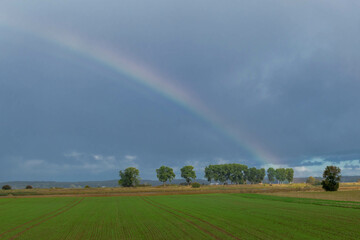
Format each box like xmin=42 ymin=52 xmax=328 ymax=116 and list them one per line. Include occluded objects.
xmin=0 ymin=1 xmax=360 ymax=180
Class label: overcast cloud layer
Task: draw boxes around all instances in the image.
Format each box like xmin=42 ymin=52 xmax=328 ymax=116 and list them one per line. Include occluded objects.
xmin=1 ymin=1 xmax=360 ymax=181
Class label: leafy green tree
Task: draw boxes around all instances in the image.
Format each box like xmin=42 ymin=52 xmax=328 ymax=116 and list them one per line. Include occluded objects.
xmin=321 ymin=166 xmax=341 ymax=191
xmin=180 ymin=165 xmax=196 ymax=185
xmin=275 ymin=168 xmax=286 ymax=184
xmin=256 ymin=168 xmax=266 ymax=183
xmin=119 ymin=167 xmax=140 ymax=187
xmin=285 ymin=168 xmax=294 ymax=183
xmin=204 ymin=165 xmax=214 ymax=182
xmin=222 ymin=164 xmax=232 ymax=183
xmin=210 ymin=165 xmax=227 ymax=184
xmin=247 ymin=168 xmax=265 ymax=184
xmin=243 ymin=167 xmax=249 ymax=184
xmin=204 ymin=163 xmax=253 ymax=185
xmin=229 ymin=164 xmax=248 ymax=184
xmin=156 ymin=166 xmax=175 ymax=186
xmin=267 ymin=168 xmax=276 ymax=184
xmin=247 ymin=167 xmax=258 ymax=184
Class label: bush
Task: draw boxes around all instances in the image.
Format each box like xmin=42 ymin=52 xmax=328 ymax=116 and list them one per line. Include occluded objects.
xmin=84 ymin=185 xmax=90 ymax=188
xmin=191 ymin=182 xmax=201 ymax=188
xmin=2 ymin=185 xmax=11 ymax=190
xmin=25 ymin=185 xmax=33 ymax=189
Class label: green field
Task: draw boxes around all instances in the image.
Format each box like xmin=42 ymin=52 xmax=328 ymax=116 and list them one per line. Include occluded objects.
xmin=0 ymin=193 xmax=359 ymax=240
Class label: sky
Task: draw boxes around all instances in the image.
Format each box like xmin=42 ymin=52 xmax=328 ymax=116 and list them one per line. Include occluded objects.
xmin=1 ymin=0 xmax=360 ymax=181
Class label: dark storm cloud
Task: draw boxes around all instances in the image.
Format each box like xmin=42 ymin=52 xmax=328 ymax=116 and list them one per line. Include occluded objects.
xmin=0 ymin=1 xmax=360 ymax=180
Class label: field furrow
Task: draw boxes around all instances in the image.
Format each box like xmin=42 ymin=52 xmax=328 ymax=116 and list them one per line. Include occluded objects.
xmin=0 ymin=193 xmax=359 ymax=240
xmin=8 ymin=198 xmax=84 ymax=240
xmin=140 ymin=197 xmax=221 ymax=240
xmin=145 ymin=197 xmax=240 ymax=240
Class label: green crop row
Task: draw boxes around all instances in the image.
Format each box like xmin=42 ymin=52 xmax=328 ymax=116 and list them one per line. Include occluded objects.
xmin=0 ymin=193 xmax=359 ymax=239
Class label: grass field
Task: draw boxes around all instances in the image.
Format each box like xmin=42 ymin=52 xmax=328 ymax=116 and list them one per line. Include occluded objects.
xmin=1 ymin=192 xmax=360 ymax=239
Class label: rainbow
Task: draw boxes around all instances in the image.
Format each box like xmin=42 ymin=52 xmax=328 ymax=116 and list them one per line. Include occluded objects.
xmin=0 ymin=16 xmax=279 ymax=165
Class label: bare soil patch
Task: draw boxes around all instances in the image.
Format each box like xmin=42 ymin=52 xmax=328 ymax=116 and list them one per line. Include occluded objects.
xmin=265 ymin=189 xmax=360 ymax=202
xmin=1 ymin=183 xmax=359 ymax=199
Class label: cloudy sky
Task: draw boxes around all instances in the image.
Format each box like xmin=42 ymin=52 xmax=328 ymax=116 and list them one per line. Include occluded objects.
xmin=1 ymin=1 xmax=359 ymax=181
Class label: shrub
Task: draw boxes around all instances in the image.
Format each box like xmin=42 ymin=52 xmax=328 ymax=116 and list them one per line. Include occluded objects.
xmin=25 ymin=185 xmax=33 ymax=189
xmin=2 ymin=185 xmax=11 ymax=190
xmin=84 ymin=185 xmax=90 ymax=188
xmin=191 ymin=182 xmax=201 ymax=188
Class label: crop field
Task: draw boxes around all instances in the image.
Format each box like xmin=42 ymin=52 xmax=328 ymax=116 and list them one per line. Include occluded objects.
xmin=0 ymin=193 xmax=359 ymax=240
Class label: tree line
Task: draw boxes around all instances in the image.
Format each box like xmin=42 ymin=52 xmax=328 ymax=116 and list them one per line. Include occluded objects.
xmin=205 ymin=164 xmax=294 ymax=184
xmin=118 ymin=164 xmax=295 ymax=187
xmin=266 ymin=167 xmax=294 ymax=184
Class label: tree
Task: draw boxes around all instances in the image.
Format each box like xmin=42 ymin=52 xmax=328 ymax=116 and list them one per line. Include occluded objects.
xmin=119 ymin=167 xmax=140 ymax=187
xmin=285 ymin=168 xmax=294 ymax=183
xmin=156 ymin=166 xmax=175 ymax=186
xmin=205 ymin=164 xmax=248 ymax=184
xmin=247 ymin=167 xmax=257 ymax=184
xmin=204 ymin=165 xmax=213 ymax=182
xmin=246 ymin=168 xmax=265 ymax=184
xmin=2 ymin=185 xmax=11 ymax=190
xmin=215 ymin=165 xmax=228 ymax=184
xmin=229 ymin=164 xmax=248 ymax=184
xmin=306 ymin=176 xmax=316 ymax=185
xmin=321 ymin=166 xmax=341 ymax=191
xmin=267 ymin=168 xmax=276 ymax=184
xmin=275 ymin=168 xmax=286 ymax=184
xmin=256 ymin=168 xmax=266 ymax=183
xmin=180 ymin=165 xmax=196 ymax=185
xmin=25 ymin=185 xmax=33 ymax=189
xmin=243 ymin=168 xmax=249 ymax=184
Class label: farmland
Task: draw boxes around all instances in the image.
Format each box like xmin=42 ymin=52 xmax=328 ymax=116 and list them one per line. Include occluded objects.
xmin=1 ymin=182 xmax=360 ymax=198
xmin=1 ymin=192 xmax=360 ymax=239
